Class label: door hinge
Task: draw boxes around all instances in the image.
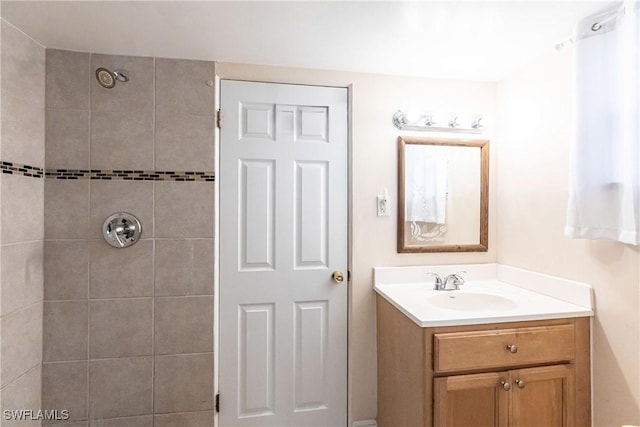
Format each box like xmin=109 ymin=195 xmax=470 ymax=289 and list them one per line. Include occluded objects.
xmin=216 ymin=109 xmax=223 ymax=128
xmin=215 ymin=393 xmax=220 ymax=413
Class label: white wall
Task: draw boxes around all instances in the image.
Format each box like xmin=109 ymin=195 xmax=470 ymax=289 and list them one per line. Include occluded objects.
xmin=496 ymin=49 xmax=640 ymax=426
xmin=216 ymin=62 xmax=497 ymax=423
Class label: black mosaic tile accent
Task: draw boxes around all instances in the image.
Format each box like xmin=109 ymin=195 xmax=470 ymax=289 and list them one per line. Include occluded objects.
xmin=0 ymin=161 xmax=44 ymax=178
xmin=44 ymin=168 xmax=215 ymax=181
xmin=0 ymin=160 xmax=215 ymax=182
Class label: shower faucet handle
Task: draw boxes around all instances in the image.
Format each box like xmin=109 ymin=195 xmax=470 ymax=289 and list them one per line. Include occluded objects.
xmin=102 ymin=212 xmax=142 ymax=249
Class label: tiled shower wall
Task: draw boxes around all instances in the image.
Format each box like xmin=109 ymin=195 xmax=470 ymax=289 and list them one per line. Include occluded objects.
xmin=42 ymin=50 xmax=215 ymax=425
xmin=1 ymin=20 xmax=45 ymax=425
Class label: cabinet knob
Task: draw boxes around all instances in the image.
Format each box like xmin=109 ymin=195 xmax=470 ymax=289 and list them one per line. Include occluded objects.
xmin=500 ymin=380 xmax=511 ymax=391
xmin=506 ymin=344 xmax=518 ymax=354
xmin=514 ymin=379 xmax=525 ymax=389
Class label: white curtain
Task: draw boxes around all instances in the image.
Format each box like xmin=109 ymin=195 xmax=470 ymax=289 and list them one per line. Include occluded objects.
xmin=565 ymin=1 xmax=640 ymax=244
xmin=405 ymin=145 xmax=449 ymax=224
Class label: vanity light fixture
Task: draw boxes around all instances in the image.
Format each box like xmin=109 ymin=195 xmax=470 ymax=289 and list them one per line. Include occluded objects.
xmin=392 ymin=110 xmax=486 ymax=133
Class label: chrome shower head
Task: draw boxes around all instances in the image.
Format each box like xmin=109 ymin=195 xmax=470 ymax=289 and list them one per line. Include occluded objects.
xmin=95 ymin=67 xmax=131 ymax=89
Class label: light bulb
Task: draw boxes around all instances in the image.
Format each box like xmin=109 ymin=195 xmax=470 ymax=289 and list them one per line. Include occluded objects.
xmin=405 ymin=109 xmax=421 ymax=123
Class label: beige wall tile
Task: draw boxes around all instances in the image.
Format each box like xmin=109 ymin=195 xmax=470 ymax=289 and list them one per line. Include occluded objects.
xmin=154 ymin=240 xmax=191 ymax=296
xmin=153 ymin=411 xmax=213 ymax=427
xmin=42 ymin=361 xmax=88 ymax=422
xmin=154 ymin=113 xmax=214 ymax=172
xmin=89 ymin=357 xmax=152 ymax=420
xmin=90 ymin=298 xmax=152 ymax=358
xmin=89 ymin=415 xmax=152 ymax=427
xmin=155 ymin=58 xmax=214 ymax=116
xmin=1 ymin=21 xmax=45 ymax=167
xmin=89 ymin=240 xmax=153 ymax=298
xmin=154 ymin=353 xmax=213 ymax=413
xmin=154 ymin=296 xmax=213 ymax=355
xmin=89 ymin=181 xmax=153 ymax=240
xmin=43 ymin=301 xmax=88 ymax=362
xmin=46 ymin=49 xmax=90 ymax=110
xmin=44 ymin=240 xmax=88 ymax=301
xmin=1 ymin=241 xmax=43 ymax=315
xmin=90 ymin=110 xmax=153 ymax=171
xmin=192 ymin=240 xmax=214 ymax=295
xmin=91 ymin=54 xmax=153 ymax=114
xmin=1 ymin=174 xmax=44 ymax=244
xmin=1 ymin=365 xmax=42 ymax=427
xmin=45 ymin=179 xmax=89 ymax=239
xmin=1 ymin=303 xmax=43 ymax=387
xmin=155 ymin=182 xmax=213 ymax=238
xmin=154 ymin=239 xmax=213 ymax=296
xmin=45 ymin=109 xmax=90 ymax=170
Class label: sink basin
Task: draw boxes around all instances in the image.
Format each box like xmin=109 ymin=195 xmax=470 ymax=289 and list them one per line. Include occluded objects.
xmin=428 ymin=292 xmax=518 ymax=312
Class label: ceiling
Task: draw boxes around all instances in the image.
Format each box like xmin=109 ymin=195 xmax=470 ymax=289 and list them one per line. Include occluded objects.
xmin=1 ymin=1 xmax=612 ymax=82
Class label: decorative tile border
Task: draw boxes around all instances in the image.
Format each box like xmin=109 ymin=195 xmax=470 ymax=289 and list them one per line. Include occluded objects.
xmin=1 ymin=161 xmax=44 ymax=178
xmin=45 ymin=169 xmax=215 ymax=181
xmin=0 ymin=161 xmax=215 ymax=181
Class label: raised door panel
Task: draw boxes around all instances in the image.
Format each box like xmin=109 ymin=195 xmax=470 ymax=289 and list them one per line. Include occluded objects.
xmin=434 ymin=372 xmax=509 ymax=427
xmin=239 ymin=160 xmax=275 ymax=271
xmin=294 ymin=161 xmax=328 ymax=269
xmin=238 ymin=304 xmax=276 ymax=418
xmin=294 ymin=301 xmax=328 ymax=412
xmin=510 ymin=365 xmax=574 ymax=427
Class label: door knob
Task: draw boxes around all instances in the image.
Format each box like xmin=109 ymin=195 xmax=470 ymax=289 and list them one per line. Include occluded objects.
xmin=514 ymin=379 xmax=525 ymax=389
xmin=500 ymin=380 xmax=511 ymax=391
xmin=332 ymin=271 xmax=344 ymax=284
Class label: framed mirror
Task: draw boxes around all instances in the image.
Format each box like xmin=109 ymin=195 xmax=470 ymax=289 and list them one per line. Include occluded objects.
xmin=397 ymin=136 xmax=489 ymax=253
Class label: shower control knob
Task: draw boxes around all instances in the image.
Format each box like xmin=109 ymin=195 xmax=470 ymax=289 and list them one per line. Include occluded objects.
xmin=102 ymin=212 xmax=142 ymax=248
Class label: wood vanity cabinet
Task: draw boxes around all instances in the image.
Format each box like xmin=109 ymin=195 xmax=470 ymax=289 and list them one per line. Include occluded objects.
xmin=376 ymin=296 xmax=591 ymax=427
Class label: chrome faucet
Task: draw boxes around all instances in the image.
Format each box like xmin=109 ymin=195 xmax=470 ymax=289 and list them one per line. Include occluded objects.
xmin=428 ymin=271 xmax=466 ymax=291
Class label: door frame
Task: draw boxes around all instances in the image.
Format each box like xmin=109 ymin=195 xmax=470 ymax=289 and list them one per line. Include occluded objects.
xmin=213 ymin=74 xmax=353 ymax=427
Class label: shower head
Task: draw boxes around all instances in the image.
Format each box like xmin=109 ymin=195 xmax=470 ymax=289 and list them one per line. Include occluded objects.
xmin=95 ymin=67 xmax=131 ymax=89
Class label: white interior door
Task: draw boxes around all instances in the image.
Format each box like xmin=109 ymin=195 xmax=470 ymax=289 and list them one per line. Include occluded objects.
xmin=219 ymin=80 xmax=348 ymax=427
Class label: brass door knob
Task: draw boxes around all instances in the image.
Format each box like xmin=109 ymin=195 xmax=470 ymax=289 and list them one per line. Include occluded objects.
xmin=332 ymin=271 xmax=344 ymax=284
xmin=501 ymin=380 xmax=511 ymax=391
xmin=515 ymin=379 xmax=525 ymax=389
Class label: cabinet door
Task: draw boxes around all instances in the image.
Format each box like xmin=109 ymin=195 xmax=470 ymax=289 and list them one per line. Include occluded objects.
xmin=434 ymin=372 xmax=509 ymax=427
xmin=510 ymin=365 xmax=574 ymax=427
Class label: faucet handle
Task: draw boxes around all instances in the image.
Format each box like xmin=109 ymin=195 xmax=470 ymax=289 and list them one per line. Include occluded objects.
xmin=427 ymin=272 xmax=443 ymax=290
xmin=450 ymin=271 xmax=467 ymax=289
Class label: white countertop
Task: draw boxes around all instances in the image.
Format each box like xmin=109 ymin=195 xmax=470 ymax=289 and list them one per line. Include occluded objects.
xmin=373 ymin=264 xmax=594 ymax=327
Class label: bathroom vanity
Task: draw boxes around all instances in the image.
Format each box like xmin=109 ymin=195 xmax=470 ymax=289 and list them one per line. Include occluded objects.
xmin=374 ymin=265 xmax=593 ymax=427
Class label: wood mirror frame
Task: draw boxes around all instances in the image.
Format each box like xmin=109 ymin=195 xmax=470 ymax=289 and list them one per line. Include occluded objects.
xmin=397 ymin=136 xmax=489 ymax=253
